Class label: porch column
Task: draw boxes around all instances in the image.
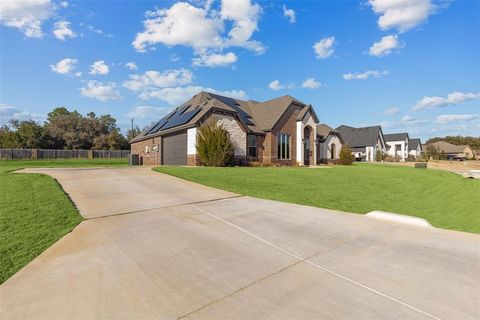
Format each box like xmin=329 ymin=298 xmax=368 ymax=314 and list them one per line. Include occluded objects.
xmin=296 ymin=121 xmax=302 ymax=165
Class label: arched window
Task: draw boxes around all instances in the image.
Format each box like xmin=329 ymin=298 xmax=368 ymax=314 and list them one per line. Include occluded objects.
xmin=331 ymin=143 xmax=336 ymax=159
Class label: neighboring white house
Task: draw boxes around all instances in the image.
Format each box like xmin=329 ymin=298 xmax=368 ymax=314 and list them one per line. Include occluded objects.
xmin=385 ymin=133 xmax=410 ymax=162
xmin=408 ymin=138 xmax=422 ymax=158
xmin=335 ymin=125 xmax=386 ymax=162
xmin=316 ymin=124 xmax=343 ymax=163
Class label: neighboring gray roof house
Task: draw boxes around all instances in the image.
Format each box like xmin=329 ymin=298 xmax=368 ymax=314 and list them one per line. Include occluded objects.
xmin=409 ymin=138 xmax=422 ymax=151
xmin=384 ymin=133 xmax=409 ymax=143
xmin=335 ymin=125 xmax=386 ymax=153
xmin=131 ymin=91 xmax=317 ymax=143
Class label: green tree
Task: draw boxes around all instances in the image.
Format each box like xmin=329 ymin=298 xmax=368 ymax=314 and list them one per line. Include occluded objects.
xmin=339 ymin=144 xmax=355 ymax=165
xmin=375 ymin=149 xmax=383 ymax=162
xmin=196 ymin=120 xmax=234 ymax=166
xmin=93 ymin=131 xmax=128 ymax=150
xmin=44 ymin=107 xmax=128 ymax=150
xmin=0 ymin=125 xmax=21 ymax=148
xmin=9 ymin=120 xmax=45 ymax=148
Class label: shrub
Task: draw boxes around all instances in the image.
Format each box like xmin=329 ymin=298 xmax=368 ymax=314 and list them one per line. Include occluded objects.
xmin=196 ymin=119 xmax=234 ymax=166
xmin=339 ymin=144 xmax=355 ymax=165
xmin=375 ymin=149 xmax=383 ymax=162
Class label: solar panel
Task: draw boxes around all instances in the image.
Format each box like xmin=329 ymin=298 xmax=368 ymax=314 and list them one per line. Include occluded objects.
xmin=161 ymin=108 xmax=201 ymax=130
xmin=146 ymin=118 xmax=168 ymax=134
xmin=176 ymin=105 xmax=189 ymax=115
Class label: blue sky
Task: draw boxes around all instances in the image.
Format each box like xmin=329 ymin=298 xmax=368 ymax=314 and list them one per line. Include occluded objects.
xmin=1 ymin=0 xmax=479 ymax=140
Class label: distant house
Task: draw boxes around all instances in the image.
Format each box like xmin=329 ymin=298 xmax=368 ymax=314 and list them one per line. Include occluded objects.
xmin=335 ymin=125 xmax=386 ymax=161
xmin=316 ymin=124 xmax=343 ymax=164
xmin=425 ymin=141 xmax=474 ymax=160
xmin=130 ymin=91 xmax=319 ymax=166
xmin=408 ymin=138 xmax=422 ymax=159
xmin=384 ymin=133 xmax=409 ymax=162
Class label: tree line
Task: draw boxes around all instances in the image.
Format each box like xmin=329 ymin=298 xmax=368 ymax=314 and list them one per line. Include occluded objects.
xmin=0 ymin=107 xmax=142 ymax=150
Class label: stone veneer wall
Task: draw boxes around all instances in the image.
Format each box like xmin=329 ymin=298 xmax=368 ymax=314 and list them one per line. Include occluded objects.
xmin=317 ymin=134 xmax=342 ymax=164
xmin=213 ymin=114 xmax=246 ymax=156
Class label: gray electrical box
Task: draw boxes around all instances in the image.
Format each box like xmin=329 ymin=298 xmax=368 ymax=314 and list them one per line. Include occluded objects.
xmin=129 ymin=154 xmax=140 ymax=165
xmin=415 ymin=162 xmax=427 ymax=169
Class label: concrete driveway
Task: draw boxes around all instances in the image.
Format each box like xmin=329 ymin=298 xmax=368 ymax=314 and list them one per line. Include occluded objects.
xmin=1 ymin=167 xmax=479 ymax=320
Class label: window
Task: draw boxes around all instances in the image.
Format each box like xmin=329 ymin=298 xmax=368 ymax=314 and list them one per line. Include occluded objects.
xmin=145 ymin=146 xmax=150 ymax=154
xmin=248 ymin=135 xmax=257 ymax=158
xmin=277 ymin=133 xmax=291 ymax=160
xmin=331 ymin=143 xmax=336 ymax=159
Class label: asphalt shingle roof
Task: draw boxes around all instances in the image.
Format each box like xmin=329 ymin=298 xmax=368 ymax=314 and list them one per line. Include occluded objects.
xmin=131 ymin=91 xmax=313 ymax=143
xmin=409 ymin=138 xmax=421 ymax=150
xmin=384 ymin=133 xmax=409 ymax=142
xmin=335 ymin=125 xmax=382 ymax=148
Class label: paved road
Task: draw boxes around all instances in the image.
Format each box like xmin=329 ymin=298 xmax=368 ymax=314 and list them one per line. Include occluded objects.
xmin=1 ymin=167 xmax=479 ymax=320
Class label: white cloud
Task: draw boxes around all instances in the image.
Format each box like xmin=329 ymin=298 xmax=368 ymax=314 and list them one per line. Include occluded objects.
xmin=0 ymin=103 xmax=45 ymax=124
xmin=313 ymin=36 xmax=335 ymax=59
xmin=89 ymin=60 xmax=110 ymax=75
xmin=302 ymin=78 xmax=321 ymax=89
xmin=139 ymin=85 xmax=247 ymax=105
xmin=52 ymin=20 xmax=76 ymax=40
xmin=0 ymin=0 xmax=55 ymax=38
xmin=192 ymin=52 xmax=237 ymax=67
xmin=220 ymin=0 xmax=263 ymax=52
xmin=268 ymin=80 xmax=289 ymax=91
xmin=435 ymin=114 xmax=479 ymax=124
xmin=402 ymin=114 xmax=415 ymax=122
xmin=125 ymin=62 xmax=138 ymax=70
xmin=50 ymin=58 xmax=78 ymax=75
xmin=133 ymin=2 xmax=222 ymax=52
xmin=413 ymin=91 xmax=480 ymax=111
xmin=283 ymin=4 xmax=296 ymax=24
xmin=127 ymin=106 xmax=173 ymax=119
xmin=368 ymin=0 xmax=438 ymax=32
xmin=369 ymin=35 xmax=403 ymax=56
xmin=384 ymin=107 xmax=400 ymax=116
xmin=60 ymin=1 xmax=69 ymax=8
xmin=80 ymin=81 xmax=122 ymax=101
xmin=132 ymin=1 xmax=264 ymax=64
xmin=123 ymin=69 xmax=193 ymax=92
xmin=343 ymin=70 xmax=389 ymax=80
xmin=170 ymin=54 xmax=180 ymax=62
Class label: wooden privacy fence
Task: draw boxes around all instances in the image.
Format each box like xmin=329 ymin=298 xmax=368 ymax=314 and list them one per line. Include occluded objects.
xmin=0 ymin=149 xmax=130 ymax=160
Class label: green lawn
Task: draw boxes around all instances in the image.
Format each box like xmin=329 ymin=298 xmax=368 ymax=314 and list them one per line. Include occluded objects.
xmin=0 ymin=158 xmax=128 ymax=284
xmin=154 ymin=164 xmax=480 ymax=234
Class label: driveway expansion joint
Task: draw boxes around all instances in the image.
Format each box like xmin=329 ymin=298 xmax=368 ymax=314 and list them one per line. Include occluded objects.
xmin=190 ymin=204 xmax=444 ymax=320
xmin=83 ymin=195 xmax=244 ymax=221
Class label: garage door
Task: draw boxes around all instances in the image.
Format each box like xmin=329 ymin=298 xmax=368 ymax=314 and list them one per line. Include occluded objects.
xmin=162 ymin=131 xmax=187 ymax=165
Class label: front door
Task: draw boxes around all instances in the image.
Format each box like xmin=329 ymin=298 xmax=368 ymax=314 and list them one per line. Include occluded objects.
xmin=304 ymin=127 xmax=310 ymax=165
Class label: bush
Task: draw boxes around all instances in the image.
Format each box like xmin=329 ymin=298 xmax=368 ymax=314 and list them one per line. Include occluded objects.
xmin=339 ymin=144 xmax=355 ymax=165
xmin=375 ymin=149 xmax=383 ymax=162
xmin=196 ymin=119 xmax=234 ymax=166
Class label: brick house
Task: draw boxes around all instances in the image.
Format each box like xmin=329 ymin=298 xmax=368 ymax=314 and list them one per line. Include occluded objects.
xmin=130 ymin=91 xmax=319 ymax=166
